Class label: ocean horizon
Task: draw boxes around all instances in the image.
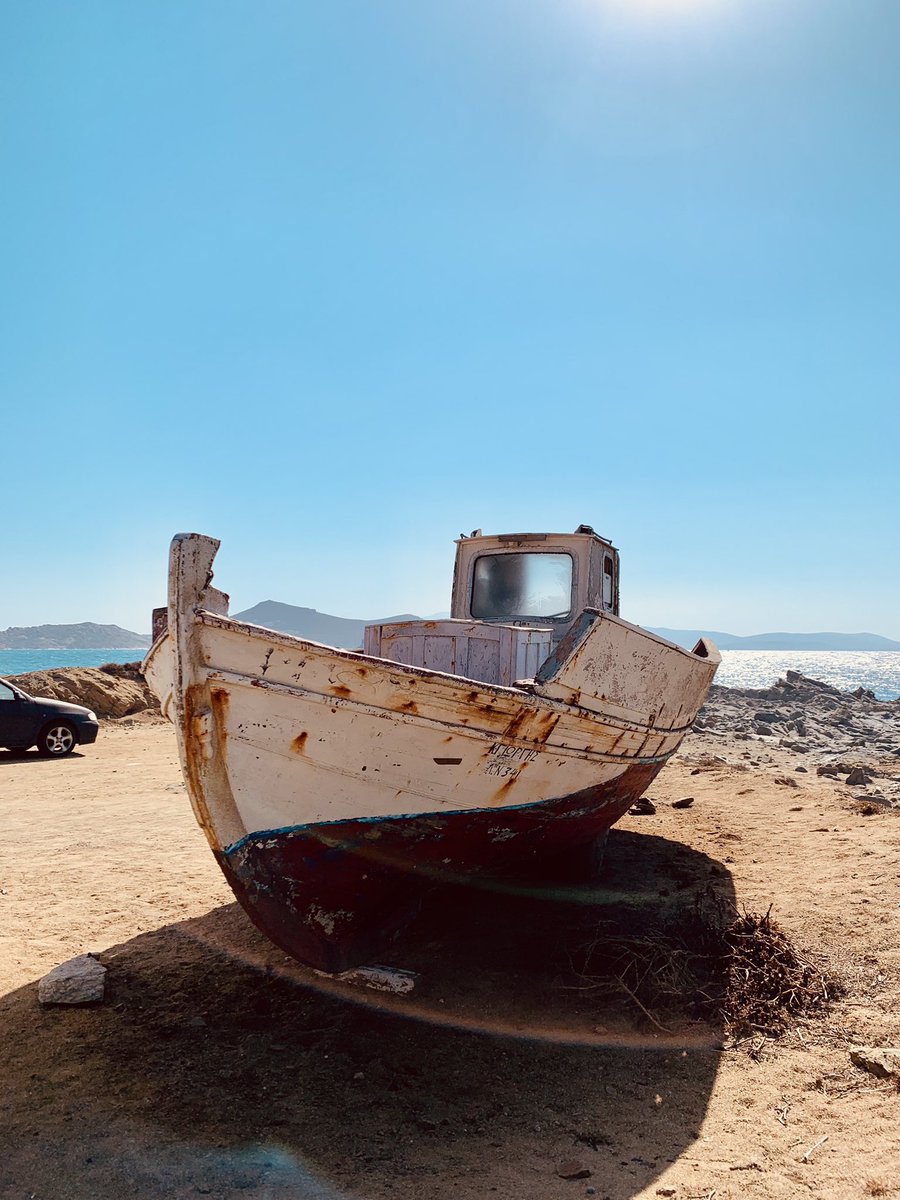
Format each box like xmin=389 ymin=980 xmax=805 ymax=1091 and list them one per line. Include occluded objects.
xmin=1 ymin=645 xmax=899 ymax=701
xmin=0 ymin=648 xmax=147 ymax=675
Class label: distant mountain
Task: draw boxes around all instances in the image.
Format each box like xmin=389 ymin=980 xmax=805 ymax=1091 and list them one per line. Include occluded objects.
xmin=231 ymin=604 xmax=900 ymax=653
xmin=0 ymin=622 xmax=151 ymax=650
xmin=232 ymin=601 xmax=420 ymax=650
xmin=648 ymin=628 xmax=900 ymax=652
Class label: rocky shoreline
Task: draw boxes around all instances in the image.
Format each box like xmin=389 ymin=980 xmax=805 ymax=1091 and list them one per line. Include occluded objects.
xmin=682 ymin=669 xmax=900 ymax=809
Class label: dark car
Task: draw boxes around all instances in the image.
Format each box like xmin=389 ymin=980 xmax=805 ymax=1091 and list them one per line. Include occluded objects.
xmin=0 ymin=676 xmax=100 ymax=756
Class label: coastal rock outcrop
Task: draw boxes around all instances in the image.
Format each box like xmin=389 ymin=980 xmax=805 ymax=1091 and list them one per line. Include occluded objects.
xmin=689 ymin=671 xmax=900 ymax=807
xmin=8 ymin=662 xmax=159 ymax=719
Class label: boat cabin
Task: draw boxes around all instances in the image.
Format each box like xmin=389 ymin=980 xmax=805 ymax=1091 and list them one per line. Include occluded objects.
xmin=364 ymin=525 xmax=620 ymax=688
xmin=451 ymin=526 xmax=619 ymax=633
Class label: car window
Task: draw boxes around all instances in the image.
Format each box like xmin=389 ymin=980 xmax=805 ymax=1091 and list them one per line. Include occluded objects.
xmin=0 ymin=683 xmax=16 ymax=702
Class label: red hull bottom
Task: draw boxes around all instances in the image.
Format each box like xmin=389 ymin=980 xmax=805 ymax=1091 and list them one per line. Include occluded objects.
xmin=218 ymin=760 xmax=661 ymax=973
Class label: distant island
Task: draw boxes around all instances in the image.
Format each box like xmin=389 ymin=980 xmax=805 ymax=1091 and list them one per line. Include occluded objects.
xmin=4 ymin=609 xmax=898 ymax=653
xmin=648 ymin=628 xmax=900 ymax=652
xmin=0 ymin=622 xmax=151 ymax=651
xmin=231 ymin=601 xmax=419 ymax=652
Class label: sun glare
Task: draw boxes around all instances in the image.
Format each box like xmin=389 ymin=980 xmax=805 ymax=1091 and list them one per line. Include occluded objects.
xmin=620 ymin=0 xmax=723 ymax=9
xmin=582 ymin=0 xmax=730 ymax=22
xmin=564 ymin=0 xmax=735 ymax=42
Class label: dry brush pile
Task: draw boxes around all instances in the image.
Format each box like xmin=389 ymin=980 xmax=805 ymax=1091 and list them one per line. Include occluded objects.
xmin=571 ymin=894 xmax=842 ymax=1039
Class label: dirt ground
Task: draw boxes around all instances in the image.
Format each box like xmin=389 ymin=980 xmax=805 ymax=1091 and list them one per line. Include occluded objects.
xmin=1 ymin=717 xmax=898 ymax=1200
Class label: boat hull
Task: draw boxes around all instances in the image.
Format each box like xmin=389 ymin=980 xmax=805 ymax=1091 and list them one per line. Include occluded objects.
xmin=217 ymin=760 xmax=660 ymax=972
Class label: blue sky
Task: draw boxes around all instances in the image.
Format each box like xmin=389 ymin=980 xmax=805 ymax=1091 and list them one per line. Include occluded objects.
xmin=2 ymin=0 xmax=898 ymax=636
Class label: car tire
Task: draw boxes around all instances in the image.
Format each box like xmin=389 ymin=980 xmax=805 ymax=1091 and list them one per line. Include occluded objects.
xmin=37 ymin=722 xmax=78 ymax=757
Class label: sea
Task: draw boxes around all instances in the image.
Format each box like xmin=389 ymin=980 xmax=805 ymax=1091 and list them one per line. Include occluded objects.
xmin=0 ymin=648 xmax=147 ymax=676
xmin=713 ymin=650 xmax=900 ymax=701
xmin=1 ymin=646 xmax=899 ymax=701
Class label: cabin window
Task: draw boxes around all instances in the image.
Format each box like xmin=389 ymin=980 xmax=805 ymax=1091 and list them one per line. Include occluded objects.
xmin=471 ymin=553 xmax=573 ymax=620
xmin=603 ymin=556 xmax=614 ymax=609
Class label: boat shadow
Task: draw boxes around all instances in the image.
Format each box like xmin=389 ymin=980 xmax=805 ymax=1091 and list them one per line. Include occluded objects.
xmin=0 ymin=829 xmax=734 ymax=1200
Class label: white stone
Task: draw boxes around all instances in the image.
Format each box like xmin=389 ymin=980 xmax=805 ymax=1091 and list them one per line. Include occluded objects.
xmin=38 ymin=954 xmax=107 ymax=1005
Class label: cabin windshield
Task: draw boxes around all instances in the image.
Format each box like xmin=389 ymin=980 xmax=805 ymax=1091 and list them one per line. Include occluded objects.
xmin=471 ymin=553 xmax=573 ymax=621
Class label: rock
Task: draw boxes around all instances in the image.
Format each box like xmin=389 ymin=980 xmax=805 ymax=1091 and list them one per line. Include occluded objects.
xmin=8 ymin=665 xmax=158 ymax=718
xmin=556 ymin=1160 xmax=591 ymax=1180
xmin=845 ymin=768 xmax=872 ymax=787
xmin=849 ymin=1047 xmax=900 ymax=1078
xmin=754 ymin=711 xmax=782 ymax=724
xmin=629 ymin=798 xmax=656 ymax=816
xmin=38 ymin=953 xmax=106 ymax=1005
xmin=786 ymin=670 xmax=840 ymax=694
xmin=854 ymin=795 xmax=895 ymax=811
xmin=671 ymin=797 xmax=694 ymax=809
xmin=774 ymin=776 xmax=800 ymax=788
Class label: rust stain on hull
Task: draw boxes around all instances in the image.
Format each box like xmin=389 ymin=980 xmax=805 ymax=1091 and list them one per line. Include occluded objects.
xmin=180 ymin=685 xmax=221 ymax=850
xmin=491 ymin=775 xmax=521 ymax=803
xmin=502 ymin=707 xmax=561 ymax=744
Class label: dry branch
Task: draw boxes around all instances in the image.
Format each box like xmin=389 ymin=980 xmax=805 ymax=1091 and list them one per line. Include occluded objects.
xmin=570 ymin=892 xmax=843 ymax=1038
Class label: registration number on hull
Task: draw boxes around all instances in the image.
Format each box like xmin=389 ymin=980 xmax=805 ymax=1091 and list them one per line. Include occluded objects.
xmin=484 ymin=741 xmax=540 ymax=778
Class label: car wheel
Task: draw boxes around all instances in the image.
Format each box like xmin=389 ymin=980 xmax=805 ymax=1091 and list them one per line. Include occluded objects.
xmin=38 ymin=722 xmax=77 ymax=757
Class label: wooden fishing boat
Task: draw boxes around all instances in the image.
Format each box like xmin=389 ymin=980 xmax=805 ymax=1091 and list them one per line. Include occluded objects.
xmin=143 ymin=527 xmax=719 ymax=973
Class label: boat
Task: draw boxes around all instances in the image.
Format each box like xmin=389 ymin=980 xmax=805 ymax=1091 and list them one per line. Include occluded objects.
xmin=143 ymin=526 xmax=719 ymax=974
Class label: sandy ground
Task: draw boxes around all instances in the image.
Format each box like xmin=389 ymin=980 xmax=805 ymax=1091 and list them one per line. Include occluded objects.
xmin=1 ymin=716 xmax=898 ymax=1200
